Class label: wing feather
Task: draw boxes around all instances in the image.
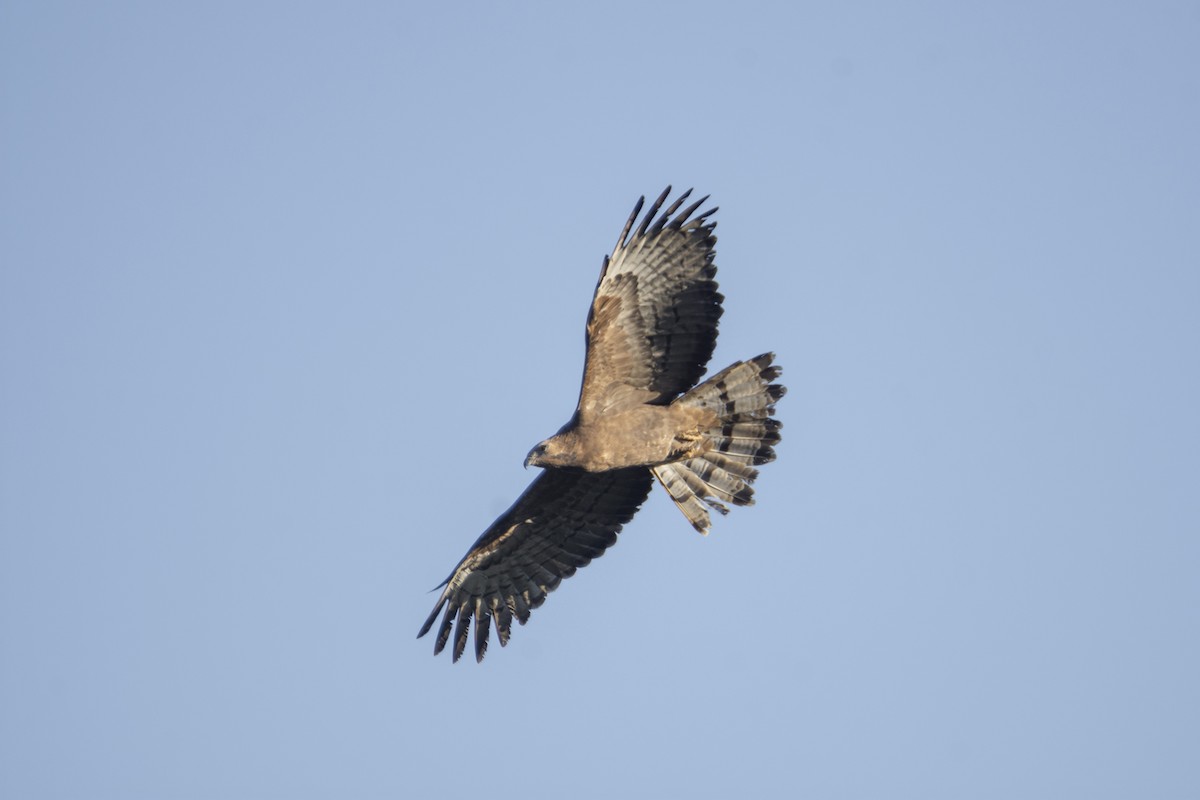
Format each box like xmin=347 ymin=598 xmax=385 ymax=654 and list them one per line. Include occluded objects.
xmin=417 ymin=468 xmax=653 ymax=662
xmin=576 ymin=187 xmax=723 ymax=420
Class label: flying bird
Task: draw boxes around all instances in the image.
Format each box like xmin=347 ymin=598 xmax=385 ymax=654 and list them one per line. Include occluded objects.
xmin=418 ymin=187 xmax=785 ymax=662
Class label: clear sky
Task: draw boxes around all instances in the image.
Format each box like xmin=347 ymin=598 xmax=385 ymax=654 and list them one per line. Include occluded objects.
xmin=2 ymin=2 xmax=1198 ymax=798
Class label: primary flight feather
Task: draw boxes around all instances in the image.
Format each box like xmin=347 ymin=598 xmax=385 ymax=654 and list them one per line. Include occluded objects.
xmin=418 ymin=187 xmax=785 ymax=662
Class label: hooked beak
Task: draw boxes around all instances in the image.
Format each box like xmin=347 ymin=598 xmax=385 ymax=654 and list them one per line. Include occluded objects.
xmin=524 ymin=443 xmax=545 ymax=469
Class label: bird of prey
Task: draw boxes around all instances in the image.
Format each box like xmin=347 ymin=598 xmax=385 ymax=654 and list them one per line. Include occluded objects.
xmin=418 ymin=187 xmax=785 ymax=662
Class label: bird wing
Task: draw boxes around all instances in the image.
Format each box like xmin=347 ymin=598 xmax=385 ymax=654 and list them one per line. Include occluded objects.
xmin=417 ymin=467 xmax=653 ymax=662
xmin=575 ymin=187 xmax=724 ymax=421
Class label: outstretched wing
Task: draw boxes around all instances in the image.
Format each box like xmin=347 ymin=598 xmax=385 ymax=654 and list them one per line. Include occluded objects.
xmin=576 ymin=187 xmax=724 ymax=421
xmin=417 ymin=468 xmax=653 ymax=662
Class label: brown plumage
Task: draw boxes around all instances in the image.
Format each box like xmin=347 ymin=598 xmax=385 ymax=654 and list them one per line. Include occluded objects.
xmin=418 ymin=188 xmax=785 ymax=662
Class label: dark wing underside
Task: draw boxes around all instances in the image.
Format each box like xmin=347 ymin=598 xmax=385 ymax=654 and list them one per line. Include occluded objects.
xmin=417 ymin=468 xmax=653 ymax=662
xmin=576 ymin=187 xmax=724 ymax=420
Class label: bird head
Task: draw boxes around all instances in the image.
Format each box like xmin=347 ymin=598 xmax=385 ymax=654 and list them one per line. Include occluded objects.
xmin=524 ymin=441 xmax=549 ymax=469
xmin=524 ymin=434 xmax=579 ymax=469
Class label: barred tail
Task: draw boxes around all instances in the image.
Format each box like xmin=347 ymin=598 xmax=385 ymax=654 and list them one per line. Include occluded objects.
xmin=653 ymin=352 xmax=785 ymax=533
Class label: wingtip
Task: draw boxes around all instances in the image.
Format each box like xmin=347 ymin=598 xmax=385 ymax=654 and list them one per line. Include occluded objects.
xmin=615 ymin=195 xmax=647 ymax=252
xmin=416 ymin=598 xmax=443 ymax=640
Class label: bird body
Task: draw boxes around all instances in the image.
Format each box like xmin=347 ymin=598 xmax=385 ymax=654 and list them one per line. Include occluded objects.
xmin=527 ymin=403 xmax=716 ymax=472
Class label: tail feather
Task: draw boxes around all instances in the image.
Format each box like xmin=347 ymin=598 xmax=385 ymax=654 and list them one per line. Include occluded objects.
xmin=711 ymin=435 xmax=777 ymax=466
xmin=681 ymin=456 xmax=754 ymax=505
xmin=656 ymin=461 xmax=730 ymax=528
xmin=653 ymin=353 xmax=785 ymax=533
xmin=699 ymin=450 xmax=759 ymax=482
xmin=720 ymin=419 xmax=783 ymax=441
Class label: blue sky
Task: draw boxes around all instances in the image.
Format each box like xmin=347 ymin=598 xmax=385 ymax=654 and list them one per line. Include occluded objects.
xmin=2 ymin=2 xmax=1198 ymax=798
